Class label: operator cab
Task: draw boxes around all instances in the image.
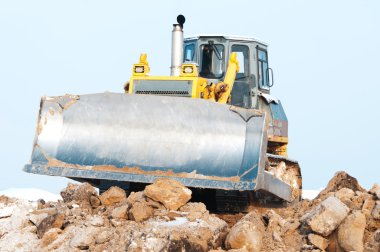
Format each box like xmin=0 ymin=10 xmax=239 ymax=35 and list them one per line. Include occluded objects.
xmin=184 ymin=35 xmax=273 ymax=109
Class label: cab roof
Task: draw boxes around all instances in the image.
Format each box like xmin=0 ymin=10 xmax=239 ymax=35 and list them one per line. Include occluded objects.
xmin=184 ymin=34 xmax=268 ymax=47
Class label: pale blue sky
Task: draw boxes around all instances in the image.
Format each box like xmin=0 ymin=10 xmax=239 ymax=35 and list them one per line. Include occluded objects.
xmin=1 ymin=0 xmax=379 ymax=193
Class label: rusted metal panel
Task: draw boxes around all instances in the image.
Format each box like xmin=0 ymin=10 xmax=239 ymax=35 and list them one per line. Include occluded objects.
xmin=23 ymin=164 xmax=256 ymax=190
xmin=270 ymin=101 xmax=288 ymax=138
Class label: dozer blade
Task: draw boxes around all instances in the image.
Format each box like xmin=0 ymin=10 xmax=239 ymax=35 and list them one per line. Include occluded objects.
xmin=24 ymin=93 xmax=294 ymax=201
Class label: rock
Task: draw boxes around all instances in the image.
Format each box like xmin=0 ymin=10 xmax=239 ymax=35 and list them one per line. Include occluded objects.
xmin=166 ymin=211 xmax=181 ymax=220
xmin=301 ymin=244 xmax=315 ymax=250
xmin=351 ymin=192 xmax=372 ymax=211
xmin=337 ymin=211 xmax=366 ymax=252
xmin=95 ymin=230 xmax=113 ymax=244
xmin=180 ymin=202 xmax=208 ymax=221
xmin=41 ymin=228 xmax=61 ymax=247
xmin=99 ymin=186 xmax=127 ymax=206
xmin=239 ymin=211 xmax=265 ymax=225
xmin=264 ymin=210 xmax=286 ymax=231
xmin=130 ymin=212 xmax=227 ymax=252
xmin=61 ymin=183 xmax=98 ymax=208
xmin=284 ymin=220 xmax=300 ymax=233
xmin=363 ymin=231 xmax=380 ymax=252
xmin=225 ymin=221 xmax=263 ymax=251
xmin=335 ymin=188 xmax=357 ymax=209
xmin=29 ymin=207 xmax=58 ymax=226
xmin=225 ymin=211 xmax=265 ymax=251
xmin=0 ymin=205 xmax=15 ymax=218
xmin=36 ymin=213 xmax=65 ymax=238
xmin=111 ymin=205 xmax=129 ymax=219
xmin=168 ymin=227 xmax=214 ymax=252
xmin=146 ymin=197 xmax=165 ymax=209
xmin=334 ymin=188 xmax=355 ymax=202
xmin=300 ymin=196 xmax=349 ymax=236
xmin=369 ymin=183 xmax=380 ymax=199
xmin=316 ymin=171 xmax=365 ymax=200
xmin=374 ymin=229 xmax=380 ymax=242
xmin=90 ymin=196 xmax=101 ymax=207
xmin=0 ymin=231 xmax=40 ymax=252
xmin=2 ymin=172 xmax=379 ymax=252
xmin=126 ymin=191 xmax=164 ymax=209
xmin=36 ymin=199 xmax=46 ymax=209
xmin=110 ymin=218 xmax=123 ymax=227
xmin=127 ymin=191 xmax=146 ymax=206
xmin=129 ymin=201 xmax=154 ymax=222
xmin=308 ymin=233 xmax=329 ymax=250
xmin=372 ymin=201 xmax=380 ymax=220
xmin=87 ymin=215 xmax=104 ymax=227
xmin=29 ymin=212 xmax=49 ymax=227
xmin=362 ymin=197 xmax=376 ymax=217
xmin=272 ymin=231 xmax=282 ymax=242
xmin=129 ymin=236 xmax=170 ymax=252
xmin=23 ymin=225 xmax=37 ymax=233
xmin=144 ymin=178 xmax=192 ymax=210
xmin=0 ymin=199 xmax=36 ymax=239
xmin=227 ymin=249 xmax=249 ymax=252
xmin=69 ymin=227 xmax=97 ymax=250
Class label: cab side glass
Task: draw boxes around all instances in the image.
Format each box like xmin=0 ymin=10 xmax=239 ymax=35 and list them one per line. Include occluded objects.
xmin=199 ymin=44 xmax=225 ymax=79
xmin=231 ymin=45 xmax=249 ymax=79
xmin=258 ymin=49 xmax=269 ymax=88
xmin=184 ymin=44 xmax=195 ymax=62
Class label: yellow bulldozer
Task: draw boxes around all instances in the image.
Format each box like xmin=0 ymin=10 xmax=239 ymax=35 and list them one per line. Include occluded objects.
xmin=24 ymin=15 xmax=301 ymax=211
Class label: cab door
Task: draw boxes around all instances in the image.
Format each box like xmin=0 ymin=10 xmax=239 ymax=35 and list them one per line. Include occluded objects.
xmin=257 ymin=47 xmax=270 ymax=91
xmin=230 ymin=43 xmax=255 ymax=108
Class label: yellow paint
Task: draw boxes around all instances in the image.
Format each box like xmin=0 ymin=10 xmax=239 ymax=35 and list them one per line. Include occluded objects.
xmin=275 ymin=144 xmax=288 ymax=157
xmin=215 ymin=52 xmax=239 ymax=103
xmin=268 ymin=136 xmax=288 ymax=156
xmin=128 ymin=74 xmax=209 ymax=97
xmin=180 ymin=63 xmax=199 ymax=77
xmin=268 ymin=136 xmax=289 ymax=144
xmin=127 ymin=53 xmax=239 ymax=104
xmin=202 ymin=83 xmax=216 ymax=101
xmin=132 ymin=53 xmax=150 ymax=76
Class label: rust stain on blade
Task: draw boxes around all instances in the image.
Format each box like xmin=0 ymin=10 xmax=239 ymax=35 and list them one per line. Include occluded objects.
xmin=62 ymin=98 xmax=78 ymax=110
xmin=44 ymin=94 xmax=80 ymax=110
xmin=47 ymin=157 xmax=241 ymax=182
xmin=49 ymin=107 xmax=55 ymax=116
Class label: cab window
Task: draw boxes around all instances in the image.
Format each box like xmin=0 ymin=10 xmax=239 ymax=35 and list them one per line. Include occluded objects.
xmin=199 ymin=44 xmax=224 ymax=79
xmin=184 ymin=44 xmax=195 ymax=62
xmin=258 ymin=49 xmax=269 ymax=88
xmin=231 ymin=45 xmax=249 ymax=79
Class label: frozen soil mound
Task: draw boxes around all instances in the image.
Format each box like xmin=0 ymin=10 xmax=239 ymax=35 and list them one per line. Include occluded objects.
xmin=0 ymin=173 xmax=379 ymax=252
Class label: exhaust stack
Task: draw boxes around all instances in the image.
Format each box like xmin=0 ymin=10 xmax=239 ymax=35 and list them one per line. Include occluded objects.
xmin=170 ymin=15 xmax=185 ymax=76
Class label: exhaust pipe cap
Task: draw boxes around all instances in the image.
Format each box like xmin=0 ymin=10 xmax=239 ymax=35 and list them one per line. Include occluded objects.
xmin=177 ymin=15 xmax=185 ymax=27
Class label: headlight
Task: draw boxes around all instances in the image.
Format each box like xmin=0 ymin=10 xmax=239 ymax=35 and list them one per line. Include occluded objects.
xmin=134 ymin=66 xmax=144 ymax=73
xmin=183 ymin=66 xmax=193 ymax=74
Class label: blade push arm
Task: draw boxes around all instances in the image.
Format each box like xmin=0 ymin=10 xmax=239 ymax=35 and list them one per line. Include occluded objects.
xmin=203 ymin=53 xmax=240 ymax=103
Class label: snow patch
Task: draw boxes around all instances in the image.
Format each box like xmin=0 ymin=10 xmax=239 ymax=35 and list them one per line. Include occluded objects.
xmin=0 ymin=188 xmax=61 ymax=202
xmin=0 ymin=205 xmax=16 ymax=218
xmin=149 ymin=217 xmax=189 ymax=227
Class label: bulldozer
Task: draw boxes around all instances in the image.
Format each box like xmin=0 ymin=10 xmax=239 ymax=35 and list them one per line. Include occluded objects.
xmin=24 ymin=15 xmax=301 ymax=211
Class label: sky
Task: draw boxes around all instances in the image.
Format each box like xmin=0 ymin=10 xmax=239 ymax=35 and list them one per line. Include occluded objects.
xmin=0 ymin=0 xmax=379 ymax=193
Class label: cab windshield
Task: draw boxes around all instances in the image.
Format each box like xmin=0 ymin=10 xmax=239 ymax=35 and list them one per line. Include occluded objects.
xmin=199 ymin=43 xmax=224 ymax=79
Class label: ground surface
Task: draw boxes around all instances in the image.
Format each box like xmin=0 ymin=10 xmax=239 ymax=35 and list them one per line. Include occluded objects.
xmin=0 ymin=172 xmax=379 ymax=252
